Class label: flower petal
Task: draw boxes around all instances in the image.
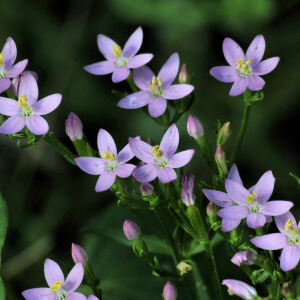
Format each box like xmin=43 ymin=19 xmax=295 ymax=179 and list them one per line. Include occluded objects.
xmin=247 ymin=75 xmax=265 ymax=91
xmin=116 ymin=163 xmax=135 ymax=178
xmin=222 ymin=279 xmax=257 ymax=300
xmin=158 ymin=52 xmax=179 ymax=88
xmin=157 ymin=167 xmax=177 ymax=183
xmin=84 ymin=61 xmax=116 ymax=75
xmin=87 ymin=295 xmax=99 ymax=300
xmin=129 ymin=137 xmax=155 ymax=163
xmin=0 ymin=78 xmax=11 ymax=93
xmin=33 ymin=94 xmax=62 ymax=115
xmin=117 ymin=139 xmax=139 ymax=163
xmin=97 ymin=34 xmax=119 ymax=60
xmin=228 ymin=164 xmax=243 ymax=186
xmin=253 ymin=57 xmax=280 ymax=75
xmin=97 ymin=129 xmax=117 ymax=156
xmin=127 ymin=54 xmax=153 ymax=69
xmin=229 ymin=78 xmax=247 ymax=96
xmin=44 ymin=258 xmax=64 ymax=287
xmin=112 ymin=67 xmax=130 ymax=83
xmin=64 ymin=263 xmax=84 ymax=293
xmin=251 ymin=233 xmax=287 ymax=250
xmin=25 ymin=115 xmax=49 ymax=135
xmin=246 ymin=35 xmax=265 ymax=66
xmin=218 ymin=206 xmax=249 ymax=220
xmin=70 ymin=292 xmax=87 ymax=300
xmin=159 ymin=124 xmax=179 ymax=158
xmin=163 ymin=84 xmax=194 ymax=100
xmin=118 ymin=91 xmax=150 ymax=109
xmin=225 ymin=179 xmax=248 ymax=205
xmin=95 ymin=170 xmax=116 ymax=192
xmin=22 ymin=288 xmax=54 ymax=300
xmin=261 ymin=201 xmax=293 ymax=216
xmin=123 ymin=27 xmax=143 ymax=58
xmin=222 ymin=219 xmax=241 ymax=232
xmin=133 ymin=163 xmax=158 ymax=183
xmin=133 ymin=66 xmax=154 ymax=91
xmin=202 ymin=189 xmax=232 ymax=207
xmin=0 ymin=97 xmax=19 ymax=116
xmin=0 ymin=115 xmax=25 ymax=134
xmin=222 ymin=38 xmax=245 ymax=66
xmin=252 ymin=170 xmax=275 ymax=203
xmin=280 ymin=245 xmax=300 ymax=272
xmin=246 ymin=213 xmax=266 ymax=228
xmin=75 ymin=157 xmax=105 ymax=175
xmin=168 ymin=149 xmax=194 ymax=168
xmin=18 ymin=73 xmax=38 ymax=105
xmin=275 ymin=212 xmax=297 ymax=233
xmin=148 ymin=97 xmax=167 ymax=118
xmin=7 ymin=59 xmax=28 ymax=78
xmin=2 ymin=37 xmax=17 ymax=69
xmin=210 ymin=66 xmax=238 ymax=83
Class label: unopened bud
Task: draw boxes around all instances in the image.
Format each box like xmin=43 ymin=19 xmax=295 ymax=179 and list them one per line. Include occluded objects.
xmin=187 ymin=115 xmax=204 ymax=139
xmin=206 ymin=201 xmax=217 ymax=217
xmin=177 ymin=261 xmax=192 ymax=275
xmin=181 ymin=174 xmax=195 ymax=206
xmin=231 ymin=250 xmax=257 ymax=267
xmin=179 ymin=64 xmax=190 ymax=84
xmin=163 ymin=281 xmax=177 ymax=300
xmin=71 ymin=243 xmax=88 ymax=264
xmin=123 ymin=220 xmax=140 ymax=240
xmin=222 ymin=280 xmax=257 ymax=300
xmin=65 ymin=112 xmax=83 ymax=142
xmin=215 ymin=144 xmax=228 ymax=176
xmin=217 ymin=122 xmax=231 ymax=145
xmin=140 ymin=183 xmax=154 ymax=196
xmin=282 ymin=282 xmax=294 ymax=297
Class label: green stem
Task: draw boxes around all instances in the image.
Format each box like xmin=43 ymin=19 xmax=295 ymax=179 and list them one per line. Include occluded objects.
xmin=230 ymin=102 xmax=251 ymax=164
xmin=126 ymin=73 xmax=138 ymax=92
xmin=270 ymin=275 xmax=281 ymax=300
xmin=84 ymin=263 xmax=102 ymax=299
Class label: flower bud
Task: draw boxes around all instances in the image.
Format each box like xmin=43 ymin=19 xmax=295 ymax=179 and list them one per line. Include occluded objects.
xmin=206 ymin=201 xmax=216 ymax=217
xmin=65 ymin=112 xmax=83 ymax=142
xmin=71 ymin=243 xmax=88 ymax=264
xmin=282 ymin=282 xmax=294 ymax=297
xmin=217 ymin=122 xmax=231 ymax=145
xmin=140 ymin=183 xmax=154 ymax=196
xmin=178 ymin=64 xmax=190 ymax=84
xmin=123 ymin=220 xmax=140 ymax=240
xmin=187 ymin=115 xmax=204 ymax=139
xmin=215 ymin=144 xmax=228 ymax=176
xmin=181 ymin=174 xmax=195 ymax=206
xmin=177 ymin=261 xmax=192 ymax=275
xmin=231 ymin=250 xmax=256 ymax=267
xmin=222 ymin=279 xmax=257 ymax=299
xmin=163 ymin=281 xmax=177 ymax=300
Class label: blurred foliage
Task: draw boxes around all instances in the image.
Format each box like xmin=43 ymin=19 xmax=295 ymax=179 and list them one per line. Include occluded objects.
xmin=0 ymin=0 xmax=299 ymax=299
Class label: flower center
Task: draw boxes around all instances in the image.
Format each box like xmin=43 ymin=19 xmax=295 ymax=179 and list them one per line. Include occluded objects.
xmin=282 ymin=219 xmax=300 ymax=245
xmin=0 ymin=53 xmax=7 ymax=79
xmin=101 ymin=152 xmax=119 ymax=171
xmin=112 ymin=45 xmax=128 ymax=67
xmin=112 ymin=45 xmax=122 ymax=58
xmin=235 ymin=58 xmax=253 ymax=78
xmin=101 ymin=152 xmax=115 ymax=161
xmin=18 ymin=95 xmax=33 ymax=118
xmin=148 ymin=76 xmax=163 ymax=97
xmin=246 ymin=191 xmax=257 ymax=204
xmin=50 ymin=281 xmax=68 ymax=300
xmin=152 ymin=145 xmax=168 ymax=168
xmin=246 ymin=192 xmax=261 ymax=212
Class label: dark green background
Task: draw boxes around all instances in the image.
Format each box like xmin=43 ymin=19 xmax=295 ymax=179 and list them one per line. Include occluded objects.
xmin=0 ymin=0 xmax=299 ymax=299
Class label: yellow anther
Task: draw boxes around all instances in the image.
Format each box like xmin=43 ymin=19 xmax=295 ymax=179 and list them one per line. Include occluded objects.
xmin=148 ymin=76 xmax=162 ymax=92
xmin=112 ymin=45 xmax=122 ymax=58
xmin=246 ymin=191 xmax=258 ymax=204
xmin=235 ymin=58 xmax=252 ymax=71
xmin=18 ymin=95 xmax=30 ymax=111
xmin=101 ymin=152 xmax=115 ymax=161
xmin=0 ymin=52 xmax=3 ymax=65
xmin=235 ymin=58 xmax=244 ymax=70
xmin=246 ymin=58 xmax=253 ymax=65
xmin=283 ymin=218 xmax=297 ymax=232
xmin=152 ymin=145 xmax=163 ymax=159
xmin=50 ymin=281 xmax=63 ymax=292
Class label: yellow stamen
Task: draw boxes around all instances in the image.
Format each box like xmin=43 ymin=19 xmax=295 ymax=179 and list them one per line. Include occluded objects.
xmin=283 ymin=218 xmax=297 ymax=232
xmin=101 ymin=152 xmax=115 ymax=161
xmin=152 ymin=145 xmax=163 ymax=159
xmin=148 ymin=76 xmax=161 ymax=92
xmin=18 ymin=95 xmax=30 ymax=111
xmin=235 ymin=58 xmax=253 ymax=71
xmin=246 ymin=191 xmax=258 ymax=204
xmin=0 ymin=52 xmax=3 ymax=65
xmin=50 ymin=281 xmax=63 ymax=293
xmin=112 ymin=45 xmax=122 ymax=58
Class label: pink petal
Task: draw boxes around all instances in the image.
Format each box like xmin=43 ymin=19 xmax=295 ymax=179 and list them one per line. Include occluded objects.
xmin=7 ymin=59 xmax=28 ymax=78
xmin=33 ymin=94 xmax=62 ymax=115
xmin=163 ymin=84 xmax=194 ymax=100
xmin=22 ymin=288 xmax=54 ymax=300
xmin=84 ymin=61 xmax=115 ymax=75
xmin=0 ymin=78 xmax=11 ymax=93
xmin=275 ymin=212 xmax=297 ymax=233
xmin=97 ymin=34 xmax=119 ymax=61
xmin=2 ymin=37 xmax=17 ymax=69
xmin=225 ymin=179 xmax=248 ymax=205
xmin=222 ymin=38 xmax=245 ymax=66
xmin=129 ymin=137 xmax=155 ymax=163
xmin=97 ymin=129 xmax=117 ymax=156
xmin=118 ymin=91 xmax=150 ymax=109
xmin=261 ymin=201 xmax=293 ymax=216
xmin=127 ymin=54 xmax=153 ymax=69
xmin=70 ymin=293 xmax=87 ymax=300
xmin=246 ymin=213 xmax=266 ymax=228
xmin=123 ymin=27 xmax=143 ymax=58
xmin=229 ymin=78 xmax=247 ymax=96
xmin=133 ymin=164 xmax=158 ymax=183
xmin=280 ymin=245 xmax=300 ymax=272
xmin=95 ymin=170 xmax=116 ymax=192
xmin=202 ymin=189 xmax=232 ymax=207
xmin=168 ymin=149 xmax=194 ymax=168
xmin=253 ymin=57 xmax=280 ymax=75
xmin=117 ymin=140 xmax=138 ymax=164
xmin=133 ymin=66 xmax=154 ymax=91
xmin=218 ymin=206 xmax=249 ymax=220
xmin=247 ymin=75 xmax=265 ymax=91
xmin=228 ymin=164 xmax=243 ymax=185
xmin=25 ymin=115 xmax=49 ymax=135
xmin=0 ymin=115 xmax=25 ymax=134
xmin=210 ymin=66 xmax=238 ymax=83
xmin=252 ymin=170 xmax=275 ymax=203
xmin=159 ymin=124 xmax=179 ymax=158
xmin=246 ymin=35 xmax=265 ymax=66
xmin=64 ymin=263 xmax=84 ymax=293
xmin=148 ymin=97 xmax=167 ymax=118
xmin=251 ymin=233 xmax=287 ymax=250
xmin=158 ymin=52 xmax=179 ymax=88
xmin=116 ymin=163 xmax=135 ymax=178
xmin=44 ymin=258 xmax=64 ymax=287
xmin=87 ymin=295 xmax=99 ymax=300
xmin=222 ymin=219 xmax=241 ymax=232
xmin=75 ymin=157 xmax=106 ymax=175
xmin=0 ymin=97 xmax=19 ymax=116
xmin=157 ymin=167 xmax=177 ymax=183
xmin=18 ymin=73 xmax=38 ymax=105
xmin=112 ymin=67 xmax=130 ymax=83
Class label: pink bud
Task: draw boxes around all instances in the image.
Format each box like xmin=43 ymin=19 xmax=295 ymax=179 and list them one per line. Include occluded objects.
xmin=140 ymin=183 xmax=154 ymax=196
xmin=123 ymin=220 xmax=140 ymax=240
xmin=222 ymin=279 xmax=257 ymax=299
xmin=163 ymin=281 xmax=177 ymax=300
xmin=179 ymin=64 xmax=190 ymax=84
xmin=187 ymin=115 xmax=204 ymax=139
xmin=206 ymin=201 xmax=216 ymax=217
xmin=215 ymin=144 xmax=228 ymax=175
xmin=71 ymin=243 xmax=88 ymax=264
xmin=65 ymin=112 xmax=83 ymax=142
xmin=181 ymin=174 xmax=195 ymax=206
xmin=231 ymin=250 xmax=256 ymax=267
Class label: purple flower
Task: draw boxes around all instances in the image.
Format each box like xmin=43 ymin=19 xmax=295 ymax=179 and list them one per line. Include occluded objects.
xmin=129 ymin=124 xmax=195 ymax=183
xmin=22 ymin=258 xmax=85 ymax=300
xmin=251 ymin=212 xmax=300 ymax=271
xmin=11 ymin=70 xmax=38 ymax=97
xmin=66 ymin=112 xmax=83 ymax=141
xmin=123 ymin=219 xmax=141 ymax=240
xmin=71 ymin=243 xmax=88 ymax=264
xmin=231 ymin=250 xmax=257 ymax=267
xmin=0 ymin=73 xmax=62 ymax=135
xmin=203 ymin=164 xmax=293 ymax=231
xmin=75 ymin=129 xmax=137 ymax=192
xmin=181 ymin=173 xmax=195 ymax=206
xmin=84 ymin=27 xmax=153 ymax=83
xmin=118 ymin=53 xmax=194 ymax=118
xmin=210 ymin=35 xmax=280 ymax=96
xmin=163 ymin=281 xmax=177 ymax=300
xmin=222 ymin=279 xmax=257 ymax=299
xmin=0 ymin=37 xmax=28 ymax=94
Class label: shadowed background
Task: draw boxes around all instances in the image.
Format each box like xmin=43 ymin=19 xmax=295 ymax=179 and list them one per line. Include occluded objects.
xmin=0 ymin=0 xmax=299 ymax=299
